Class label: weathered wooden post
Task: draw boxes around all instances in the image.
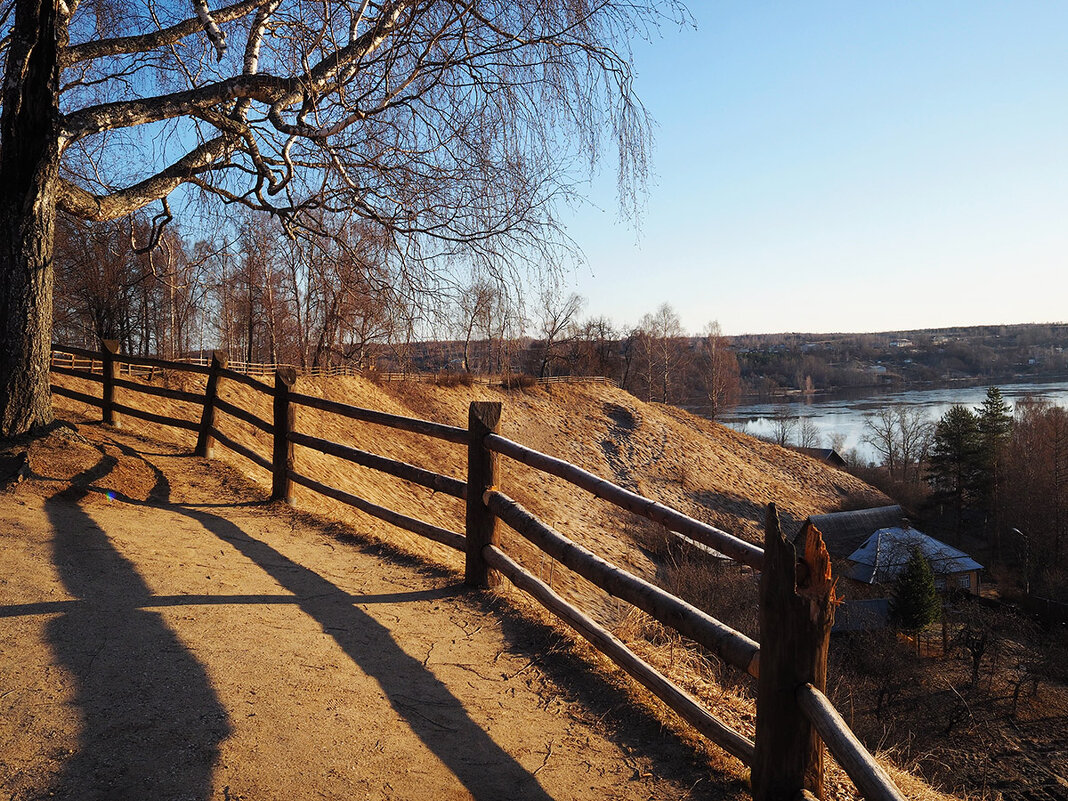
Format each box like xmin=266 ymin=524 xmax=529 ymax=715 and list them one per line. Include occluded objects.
xmin=195 ymin=351 xmax=228 ymax=458
xmin=753 ymin=504 xmax=836 ymax=801
xmin=271 ymin=367 xmax=297 ymax=502
xmin=100 ymin=339 xmax=121 ymax=427
xmin=465 ymin=401 xmax=502 ymax=588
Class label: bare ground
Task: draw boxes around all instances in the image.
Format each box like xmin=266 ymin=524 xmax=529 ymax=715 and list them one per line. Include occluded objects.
xmin=0 ymin=422 xmax=752 ymax=801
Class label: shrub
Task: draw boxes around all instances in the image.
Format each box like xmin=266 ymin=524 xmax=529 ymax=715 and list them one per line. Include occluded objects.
xmin=434 ymin=371 xmax=475 ymax=387
xmin=500 ymin=374 xmax=536 ymax=390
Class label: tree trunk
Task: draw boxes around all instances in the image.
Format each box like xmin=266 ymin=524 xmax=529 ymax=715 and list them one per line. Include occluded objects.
xmin=0 ymin=0 xmax=61 ymax=438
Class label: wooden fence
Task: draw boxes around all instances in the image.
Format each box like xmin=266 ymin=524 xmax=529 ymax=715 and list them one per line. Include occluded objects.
xmin=49 ymin=342 xmax=906 ymax=801
xmin=166 ymin=353 xmax=617 ymax=386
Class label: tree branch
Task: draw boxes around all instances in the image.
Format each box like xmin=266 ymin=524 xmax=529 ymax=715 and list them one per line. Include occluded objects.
xmin=56 ymin=136 xmax=234 ymax=220
xmin=63 ymin=0 xmax=270 ymax=66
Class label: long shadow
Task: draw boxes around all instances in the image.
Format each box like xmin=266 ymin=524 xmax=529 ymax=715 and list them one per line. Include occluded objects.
xmin=42 ymin=448 xmax=231 ymax=800
xmin=105 ymin=440 xmax=558 ymax=800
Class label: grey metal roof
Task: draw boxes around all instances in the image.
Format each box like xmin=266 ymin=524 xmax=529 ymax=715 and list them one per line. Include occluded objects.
xmin=808 ymin=505 xmax=907 ymax=558
xmin=844 ymin=527 xmax=983 ymax=584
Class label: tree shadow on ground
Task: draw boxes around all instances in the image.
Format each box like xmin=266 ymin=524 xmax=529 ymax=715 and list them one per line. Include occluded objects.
xmin=102 ymin=439 xmax=559 ymax=801
xmin=42 ymin=450 xmax=231 ymax=801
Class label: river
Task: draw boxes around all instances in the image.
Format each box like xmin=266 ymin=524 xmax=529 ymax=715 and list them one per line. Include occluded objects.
xmin=714 ymin=380 xmax=1068 ymax=464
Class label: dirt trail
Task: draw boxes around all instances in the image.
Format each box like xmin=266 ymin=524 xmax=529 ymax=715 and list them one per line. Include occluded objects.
xmin=0 ymin=424 xmax=748 ymax=801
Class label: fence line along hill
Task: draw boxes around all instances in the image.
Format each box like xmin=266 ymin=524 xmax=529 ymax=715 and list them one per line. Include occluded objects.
xmin=49 ymin=351 xmax=888 ymax=625
xmin=33 ymin=346 xmax=956 ymax=801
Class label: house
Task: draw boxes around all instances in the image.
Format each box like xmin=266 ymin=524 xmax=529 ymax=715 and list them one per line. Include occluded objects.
xmin=807 ymin=505 xmax=907 ymax=559
xmin=791 ymin=447 xmax=847 ymax=468
xmin=843 ymin=526 xmax=983 ymax=595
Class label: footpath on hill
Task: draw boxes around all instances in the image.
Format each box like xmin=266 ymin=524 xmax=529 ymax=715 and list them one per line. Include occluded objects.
xmin=0 ymin=422 xmax=750 ymax=801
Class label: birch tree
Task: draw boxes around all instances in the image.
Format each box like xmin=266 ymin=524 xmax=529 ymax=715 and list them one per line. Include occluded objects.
xmin=0 ymin=0 xmax=683 ymax=437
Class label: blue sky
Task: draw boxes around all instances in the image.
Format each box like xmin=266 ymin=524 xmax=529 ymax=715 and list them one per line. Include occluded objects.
xmin=559 ymin=2 xmax=1068 ymax=336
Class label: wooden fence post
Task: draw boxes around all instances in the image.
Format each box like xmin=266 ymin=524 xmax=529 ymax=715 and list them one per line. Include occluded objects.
xmin=100 ymin=339 xmax=121 ymax=427
xmin=272 ymin=367 xmax=297 ymax=502
xmin=753 ymin=504 xmax=836 ymax=801
xmin=195 ymin=351 xmax=227 ymax=458
xmin=465 ymin=401 xmax=502 ymax=588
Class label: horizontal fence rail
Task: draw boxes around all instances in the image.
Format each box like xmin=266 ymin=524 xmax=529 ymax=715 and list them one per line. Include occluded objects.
xmin=486 ymin=489 xmax=761 ymax=677
xmin=46 ymin=342 xmax=909 ymax=801
xmin=289 ymin=391 xmax=468 ymax=444
xmin=484 ymin=433 xmax=765 ymax=571
xmin=482 ymin=544 xmax=756 ymax=764
xmin=288 ymin=431 xmax=467 ymax=499
xmin=288 ymin=470 xmax=466 ymax=551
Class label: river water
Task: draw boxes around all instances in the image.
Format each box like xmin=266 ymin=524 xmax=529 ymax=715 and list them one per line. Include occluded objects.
xmin=714 ymin=380 xmax=1068 ymax=464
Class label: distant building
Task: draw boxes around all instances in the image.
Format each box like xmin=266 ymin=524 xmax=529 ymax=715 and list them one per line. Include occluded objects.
xmin=790 ymin=447 xmax=847 ymax=468
xmin=843 ymin=526 xmax=983 ymax=595
xmin=808 ymin=505 xmax=907 ymax=559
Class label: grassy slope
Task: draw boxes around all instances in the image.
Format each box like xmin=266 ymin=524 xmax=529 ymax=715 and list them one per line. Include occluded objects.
xmin=54 ymin=372 xmax=887 ymax=619
xmin=50 ymin=371 xmax=967 ymax=800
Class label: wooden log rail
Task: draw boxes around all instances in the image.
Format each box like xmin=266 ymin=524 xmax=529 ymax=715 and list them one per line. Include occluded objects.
xmin=483 ymin=433 xmax=765 ymax=571
xmin=797 ymin=685 xmax=907 ymax=801
xmin=485 ymin=489 xmax=761 ymax=677
xmin=482 ymin=544 xmax=755 ymax=764
xmin=288 ymin=470 xmax=466 ymax=552
xmin=289 ymin=391 xmax=468 ymax=444
xmin=47 ymin=342 xmax=909 ymax=801
xmin=288 ymin=431 xmax=466 ymax=499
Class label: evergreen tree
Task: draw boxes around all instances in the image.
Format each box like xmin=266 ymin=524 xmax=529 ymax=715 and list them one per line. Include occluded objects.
xmin=976 ymin=386 xmax=1013 ymax=553
xmin=927 ymin=404 xmax=983 ymax=542
xmin=890 ymin=547 xmax=940 ymax=633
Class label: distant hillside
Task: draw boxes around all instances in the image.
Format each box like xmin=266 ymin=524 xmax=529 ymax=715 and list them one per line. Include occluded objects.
xmin=731 ymin=322 xmax=1068 ymax=397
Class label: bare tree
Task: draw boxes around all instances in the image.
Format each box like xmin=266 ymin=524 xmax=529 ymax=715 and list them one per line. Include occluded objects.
xmin=638 ymin=302 xmax=689 ymax=403
xmin=0 ymin=0 xmax=683 ymax=437
xmin=798 ymin=416 xmax=821 ymax=450
xmin=863 ymin=406 xmax=934 ymax=484
xmin=770 ymin=404 xmax=797 ymax=448
xmin=696 ymin=320 xmax=740 ymax=419
xmin=454 ymin=280 xmax=499 ymax=374
xmin=533 ymin=290 xmax=584 ymax=378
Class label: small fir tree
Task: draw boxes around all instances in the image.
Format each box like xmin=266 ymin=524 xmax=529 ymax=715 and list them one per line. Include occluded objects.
xmin=890 ymin=547 xmax=940 ymax=633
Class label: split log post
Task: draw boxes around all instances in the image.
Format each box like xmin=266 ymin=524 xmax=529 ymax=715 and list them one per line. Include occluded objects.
xmin=100 ymin=339 xmax=121 ymax=427
xmin=753 ymin=505 xmax=836 ymax=801
xmin=195 ymin=351 xmax=228 ymax=457
xmin=271 ymin=367 xmax=297 ymax=502
xmin=465 ymin=401 xmax=502 ymax=588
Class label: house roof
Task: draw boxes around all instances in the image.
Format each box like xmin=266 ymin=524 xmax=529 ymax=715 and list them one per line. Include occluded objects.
xmin=844 ymin=527 xmax=984 ymax=584
xmin=807 ymin=505 xmax=907 ymax=558
xmin=792 ymin=447 xmax=847 ymax=467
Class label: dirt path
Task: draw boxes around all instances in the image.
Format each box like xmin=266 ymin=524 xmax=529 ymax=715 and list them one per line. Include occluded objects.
xmin=0 ymin=424 xmax=747 ymax=801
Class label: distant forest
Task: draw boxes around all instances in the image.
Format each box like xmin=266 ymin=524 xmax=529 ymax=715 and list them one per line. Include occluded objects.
xmin=729 ymin=324 xmax=1068 ymax=399
xmin=51 ymin=216 xmax=1067 ymax=413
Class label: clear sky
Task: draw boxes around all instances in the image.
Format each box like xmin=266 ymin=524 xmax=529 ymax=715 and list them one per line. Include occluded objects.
xmin=558 ymin=1 xmax=1068 ymax=336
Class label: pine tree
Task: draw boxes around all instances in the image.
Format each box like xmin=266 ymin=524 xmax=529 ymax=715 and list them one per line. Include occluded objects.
xmin=927 ymin=404 xmax=983 ymax=543
xmin=976 ymin=386 xmax=1013 ymax=555
xmin=890 ymin=547 xmax=940 ymax=633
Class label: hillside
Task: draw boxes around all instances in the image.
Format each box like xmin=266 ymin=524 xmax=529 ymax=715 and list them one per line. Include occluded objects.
xmin=50 ymin=371 xmax=888 ymax=624
xmin=29 ymin=370 xmax=967 ymax=800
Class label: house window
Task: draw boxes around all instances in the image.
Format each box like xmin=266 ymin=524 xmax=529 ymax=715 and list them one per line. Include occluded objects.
xmin=958 ymin=574 xmax=971 ymax=590
xmin=934 ymin=578 xmax=946 ymax=591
